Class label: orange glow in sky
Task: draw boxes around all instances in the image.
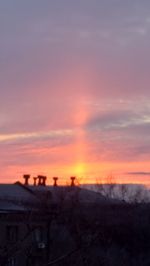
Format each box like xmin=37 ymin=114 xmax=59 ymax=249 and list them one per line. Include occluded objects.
xmin=1 ymin=1 xmax=150 ymax=185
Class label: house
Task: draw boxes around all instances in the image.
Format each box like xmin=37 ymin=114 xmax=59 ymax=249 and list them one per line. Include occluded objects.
xmin=0 ymin=175 xmax=113 ymax=266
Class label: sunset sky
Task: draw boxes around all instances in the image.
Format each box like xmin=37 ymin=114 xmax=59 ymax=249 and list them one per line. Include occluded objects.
xmin=0 ymin=0 xmax=150 ymax=184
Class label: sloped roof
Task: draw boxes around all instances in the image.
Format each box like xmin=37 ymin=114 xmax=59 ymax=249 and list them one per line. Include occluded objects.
xmin=0 ymin=183 xmax=35 ymax=200
xmin=0 ymin=183 xmax=38 ymax=212
xmin=0 ymin=183 xmax=116 ymax=212
xmin=29 ymin=185 xmax=113 ymax=204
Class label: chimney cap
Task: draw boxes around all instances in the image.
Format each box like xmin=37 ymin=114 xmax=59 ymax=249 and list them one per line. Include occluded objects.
xmin=71 ymin=176 xmax=76 ymax=180
xmin=53 ymin=177 xmax=58 ymax=180
xmin=23 ymin=174 xmax=30 ymax=178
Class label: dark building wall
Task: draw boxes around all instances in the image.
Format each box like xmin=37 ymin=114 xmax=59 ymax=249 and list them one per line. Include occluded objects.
xmin=0 ymin=212 xmax=48 ymax=266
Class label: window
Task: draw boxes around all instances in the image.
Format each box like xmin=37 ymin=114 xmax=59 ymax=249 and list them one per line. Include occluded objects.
xmin=7 ymin=258 xmax=16 ymax=266
xmin=6 ymin=226 xmax=18 ymax=242
xmin=33 ymin=226 xmax=43 ymax=243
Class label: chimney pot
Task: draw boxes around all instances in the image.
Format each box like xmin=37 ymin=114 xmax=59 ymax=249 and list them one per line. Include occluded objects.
xmin=23 ymin=174 xmax=30 ymax=186
xmin=53 ymin=177 xmax=58 ymax=187
xmin=42 ymin=176 xmax=47 ymax=186
xmin=33 ymin=177 xmax=37 ymax=186
xmin=70 ymin=176 xmax=76 ymax=187
xmin=37 ymin=175 xmax=47 ymax=186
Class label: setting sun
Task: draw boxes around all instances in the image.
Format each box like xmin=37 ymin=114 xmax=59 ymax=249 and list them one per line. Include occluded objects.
xmin=73 ymin=163 xmax=86 ymax=177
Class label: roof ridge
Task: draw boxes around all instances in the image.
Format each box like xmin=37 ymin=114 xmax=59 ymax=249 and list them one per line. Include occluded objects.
xmin=14 ymin=181 xmax=39 ymax=198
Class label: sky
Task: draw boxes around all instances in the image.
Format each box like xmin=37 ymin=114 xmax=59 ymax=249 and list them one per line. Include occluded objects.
xmin=0 ymin=0 xmax=150 ymax=185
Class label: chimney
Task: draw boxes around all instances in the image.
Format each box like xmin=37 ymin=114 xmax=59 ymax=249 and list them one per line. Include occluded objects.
xmin=53 ymin=177 xmax=58 ymax=187
xmin=23 ymin=174 xmax=30 ymax=186
xmin=70 ymin=176 xmax=76 ymax=187
xmin=37 ymin=175 xmax=47 ymax=186
xmin=42 ymin=176 xmax=47 ymax=186
xmin=33 ymin=177 xmax=37 ymax=186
